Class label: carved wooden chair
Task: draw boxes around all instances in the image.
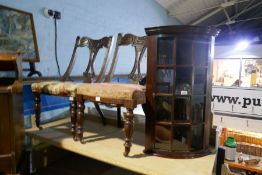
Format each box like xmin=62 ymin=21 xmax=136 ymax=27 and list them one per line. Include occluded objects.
xmin=75 ymin=33 xmax=147 ymax=156
xmin=31 ymin=35 xmax=113 ymax=139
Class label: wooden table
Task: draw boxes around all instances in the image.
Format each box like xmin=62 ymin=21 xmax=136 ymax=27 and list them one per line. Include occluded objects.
xmin=225 ymin=157 xmax=262 ymax=174
xmin=26 ymin=118 xmax=216 ymax=175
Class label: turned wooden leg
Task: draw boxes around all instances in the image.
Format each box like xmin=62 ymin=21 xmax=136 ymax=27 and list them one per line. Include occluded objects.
xmin=76 ymin=97 xmax=85 ymax=143
xmin=70 ymin=97 xmax=77 ymax=140
xmin=34 ymin=93 xmax=41 ymax=129
xmin=123 ymin=108 xmax=134 ymax=156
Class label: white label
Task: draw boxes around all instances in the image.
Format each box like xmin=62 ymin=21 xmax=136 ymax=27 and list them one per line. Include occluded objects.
xmin=95 ymin=96 xmax=100 ymax=101
xmin=224 ymin=147 xmax=236 ymax=161
xmin=69 ymin=97 xmax=74 ymax=101
xmin=181 ymin=90 xmax=188 ymax=95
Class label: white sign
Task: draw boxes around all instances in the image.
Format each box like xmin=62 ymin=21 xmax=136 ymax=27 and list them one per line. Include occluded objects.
xmin=211 ymin=86 xmax=262 ymax=118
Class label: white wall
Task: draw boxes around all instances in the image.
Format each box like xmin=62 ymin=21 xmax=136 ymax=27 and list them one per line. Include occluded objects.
xmin=0 ymin=0 xmax=178 ymax=76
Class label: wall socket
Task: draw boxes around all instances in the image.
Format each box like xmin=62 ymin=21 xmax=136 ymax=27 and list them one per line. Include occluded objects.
xmin=43 ymin=8 xmax=61 ymax=19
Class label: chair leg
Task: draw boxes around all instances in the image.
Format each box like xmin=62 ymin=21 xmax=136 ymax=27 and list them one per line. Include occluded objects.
xmin=76 ymin=97 xmax=85 ymax=144
xmin=70 ymin=98 xmax=77 ymax=140
xmin=123 ymin=108 xmax=134 ymax=157
xmin=94 ymin=103 xmax=106 ymax=125
xmin=34 ymin=93 xmax=42 ymax=129
xmin=117 ymin=107 xmax=122 ymax=128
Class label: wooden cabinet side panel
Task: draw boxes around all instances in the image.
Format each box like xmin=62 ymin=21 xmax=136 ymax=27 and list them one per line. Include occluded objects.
xmin=0 ymin=91 xmax=24 ymax=174
xmin=144 ymin=36 xmax=157 ymax=151
xmin=10 ymin=93 xmax=24 ymax=166
xmin=0 ymin=93 xmax=13 ymax=173
xmin=0 ymin=94 xmax=12 ymax=154
xmin=204 ymin=38 xmax=214 ymax=149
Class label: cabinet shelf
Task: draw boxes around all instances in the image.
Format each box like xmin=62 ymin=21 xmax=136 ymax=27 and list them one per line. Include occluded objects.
xmin=173 ymin=122 xmax=191 ymax=126
xmin=154 ymin=93 xmax=173 ymax=97
xmin=156 ymin=121 xmax=172 ymax=126
xmin=174 ymin=94 xmax=191 ymax=98
xmin=154 ymin=93 xmax=194 ymax=98
xmin=156 ymin=65 xmax=173 ymax=68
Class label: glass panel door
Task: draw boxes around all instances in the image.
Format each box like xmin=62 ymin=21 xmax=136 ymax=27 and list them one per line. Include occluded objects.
xmin=194 ymin=39 xmax=209 ymax=66
xmin=174 ymin=97 xmax=190 ymax=121
xmin=175 ymin=67 xmax=192 ymax=95
xmin=156 ymin=96 xmax=172 ymax=122
xmin=157 ymin=37 xmax=174 ymax=65
xmin=154 ymin=125 xmax=171 ymax=150
xmin=193 ymin=68 xmax=207 ymax=95
xmin=156 ymin=68 xmax=173 ymax=93
xmin=191 ymin=124 xmax=204 ymax=150
xmin=176 ymin=37 xmax=192 ymax=65
xmin=172 ymin=126 xmax=191 ymax=151
xmin=192 ymin=96 xmax=205 ymax=123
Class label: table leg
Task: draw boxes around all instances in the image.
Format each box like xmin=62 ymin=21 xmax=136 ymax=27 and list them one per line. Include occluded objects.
xmin=123 ymin=108 xmax=134 ymax=156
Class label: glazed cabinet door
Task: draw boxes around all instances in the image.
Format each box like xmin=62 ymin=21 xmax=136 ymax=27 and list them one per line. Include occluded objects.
xmin=145 ymin=25 xmax=219 ymax=158
xmin=153 ymin=36 xmax=175 ymax=151
xmin=146 ymin=35 xmax=212 ymax=155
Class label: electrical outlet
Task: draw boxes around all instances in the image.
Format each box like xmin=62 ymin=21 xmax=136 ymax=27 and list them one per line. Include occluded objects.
xmin=43 ymin=8 xmax=61 ymax=19
xmin=54 ymin=11 xmax=61 ymax=19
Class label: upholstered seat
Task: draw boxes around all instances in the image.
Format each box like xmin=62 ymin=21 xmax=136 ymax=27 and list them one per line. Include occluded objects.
xmin=77 ymin=83 xmax=146 ymax=105
xmin=31 ymin=81 xmax=80 ymax=96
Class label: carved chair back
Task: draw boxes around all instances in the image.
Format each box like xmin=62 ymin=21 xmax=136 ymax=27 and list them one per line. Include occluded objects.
xmin=61 ymin=36 xmax=113 ymax=83
xmin=104 ymin=33 xmax=147 ymax=83
xmin=93 ymin=33 xmax=147 ymax=128
xmin=31 ymin=35 xmax=112 ymax=130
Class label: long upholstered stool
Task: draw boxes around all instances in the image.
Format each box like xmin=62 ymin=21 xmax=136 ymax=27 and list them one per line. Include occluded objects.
xmin=76 ymin=82 xmax=146 ymax=156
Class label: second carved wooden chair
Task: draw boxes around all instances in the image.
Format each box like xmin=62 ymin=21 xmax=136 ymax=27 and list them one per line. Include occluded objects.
xmin=31 ymin=35 xmax=113 ymax=140
xmin=75 ymin=33 xmax=147 ymax=156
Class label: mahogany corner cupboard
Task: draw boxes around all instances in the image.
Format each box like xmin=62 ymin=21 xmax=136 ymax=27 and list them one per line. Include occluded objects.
xmin=144 ymin=25 xmax=220 ymax=158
